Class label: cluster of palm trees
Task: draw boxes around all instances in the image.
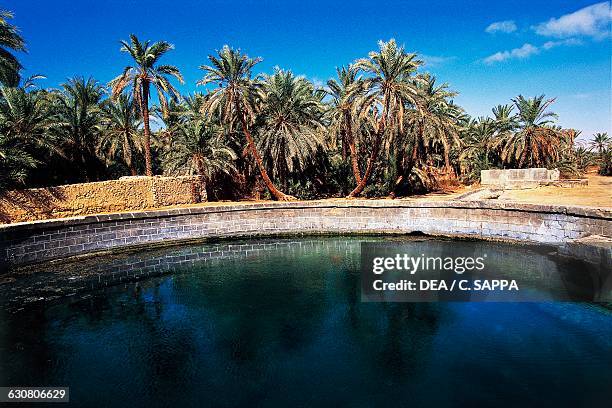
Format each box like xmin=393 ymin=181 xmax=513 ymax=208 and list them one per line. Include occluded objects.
xmin=1 ymin=9 xmax=608 ymax=198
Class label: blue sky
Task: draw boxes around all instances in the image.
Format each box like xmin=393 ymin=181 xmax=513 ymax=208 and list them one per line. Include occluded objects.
xmin=10 ymin=0 xmax=611 ymax=140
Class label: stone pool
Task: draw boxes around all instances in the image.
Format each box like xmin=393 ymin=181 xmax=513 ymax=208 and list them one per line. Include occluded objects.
xmin=0 ymin=237 xmax=610 ymax=407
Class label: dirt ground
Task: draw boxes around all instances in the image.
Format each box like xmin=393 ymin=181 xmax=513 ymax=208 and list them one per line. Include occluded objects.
xmin=1 ymin=174 xmax=610 ymax=225
xmin=496 ymin=174 xmax=611 ymax=208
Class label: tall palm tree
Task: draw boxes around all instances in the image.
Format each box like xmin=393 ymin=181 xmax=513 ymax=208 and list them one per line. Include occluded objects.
xmin=100 ymin=93 xmax=142 ymax=175
xmin=110 ymin=34 xmax=184 ymax=176
xmin=348 ymin=39 xmax=422 ymax=197
xmin=163 ymin=119 xmax=236 ymax=183
xmin=257 ymin=69 xmax=325 ymax=188
xmin=590 ymin=132 xmax=610 ymax=156
xmin=326 ymin=65 xmax=365 ymax=183
xmin=50 ymin=77 xmax=105 ymax=182
xmin=0 ymin=9 xmax=25 ymax=87
xmin=198 ymin=45 xmax=293 ymax=200
xmin=491 ymin=95 xmax=563 ymax=168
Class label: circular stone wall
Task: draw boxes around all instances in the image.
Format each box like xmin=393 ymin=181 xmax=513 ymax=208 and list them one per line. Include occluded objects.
xmin=1 ymin=200 xmax=610 ymax=268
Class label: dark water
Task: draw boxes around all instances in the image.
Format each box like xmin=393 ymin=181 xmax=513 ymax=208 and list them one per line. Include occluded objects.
xmin=0 ymin=238 xmax=611 ymax=407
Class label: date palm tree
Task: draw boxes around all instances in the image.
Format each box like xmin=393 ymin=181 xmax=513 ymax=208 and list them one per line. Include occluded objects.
xmin=50 ymin=77 xmax=105 ymax=182
xmin=100 ymin=93 xmax=142 ymax=176
xmin=257 ymin=69 xmax=325 ymax=188
xmin=590 ymin=132 xmax=610 ymax=156
xmin=406 ymin=74 xmax=461 ymax=171
xmin=491 ymin=104 xmax=517 ymax=135
xmin=348 ymin=39 xmax=422 ymax=197
xmin=163 ymin=119 xmax=236 ymax=184
xmin=0 ymin=9 xmax=25 ymax=87
xmin=491 ymin=95 xmax=563 ymax=168
xmin=198 ymin=45 xmax=293 ymax=200
xmin=458 ymin=116 xmax=496 ymax=181
xmin=326 ymin=65 xmax=366 ymax=183
xmin=0 ymin=86 xmax=51 ymax=188
xmin=110 ymin=34 xmax=184 ymax=176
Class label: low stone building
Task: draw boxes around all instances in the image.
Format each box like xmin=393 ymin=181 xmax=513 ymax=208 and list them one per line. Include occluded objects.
xmin=481 ymin=168 xmax=560 ymax=189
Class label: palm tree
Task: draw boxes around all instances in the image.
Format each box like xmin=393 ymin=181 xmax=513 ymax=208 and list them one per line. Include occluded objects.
xmin=50 ymin=77 xmax=105 ymax=182
xmin=0 ymin=86 xmax=50 ymax=189
xmin=0 ymin=9 xmax=25 ymax=87
xmin=110 ymin=34 xmax=184 ymax=176
xmin=257 ymin=69 xmax=325 ymax=188
xmin=197 ymin=45 xmax=293 ymax=200
xmin=326 ymin=65 xmax=365 ymax=183
xmin=163 ymin=119 xmax=236 ymax=185
xmin=0 ymin=131 xmax=37 ymax=189
xmin=100 ymin=93 xmax=142 ymax=176
xmin=590 ymin=132 xmax=610 ymax=156
xmin=458 ymin=118 xmax=496 ymax=182
xmin=599 ymin=145 xmax=612 ymax=176
xmin=405 ymin=74 xmax=461 ymax=171
xmin=348 ymin=39 xmax=422 ymax=197
xmin=491 ymin=95 xmax=563 ymax=168
xmin=0 ymin=86 xmax=50 ymax=140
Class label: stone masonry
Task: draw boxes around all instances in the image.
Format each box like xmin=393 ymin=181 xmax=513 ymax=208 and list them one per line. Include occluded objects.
xmin=0 ymin=200 xmax=610 ymax=269
xmin=481 ymin=168 xmax=560 ymax=189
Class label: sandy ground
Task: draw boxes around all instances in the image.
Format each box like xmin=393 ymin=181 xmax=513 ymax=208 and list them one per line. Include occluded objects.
xmin=1 ymin=175 xmax=609 ymax=225
xmin=497 ymin=174 xmax=611 ymax=208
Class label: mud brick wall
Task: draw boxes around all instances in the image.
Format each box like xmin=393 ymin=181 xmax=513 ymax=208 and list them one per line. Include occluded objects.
xmin=1 ymin=201 xmax=610 ymax=269
xmin=0 ymin=176 xmax=206 ymax=224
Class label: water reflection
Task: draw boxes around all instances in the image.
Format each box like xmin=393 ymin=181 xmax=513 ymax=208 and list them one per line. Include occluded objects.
xmin=0 ymin=238 xmax=610 ymax=407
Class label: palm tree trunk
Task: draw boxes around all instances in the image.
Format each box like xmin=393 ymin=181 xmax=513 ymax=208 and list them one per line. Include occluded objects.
xmin=341 ymin=129 xmax=347 ymax=160
xmin=347 ymin=94 xmax=390 ymax=197
xmin=347 ymin=135 xmax=380 ymax=197
xmin=194 ymin=156 xmax=205 ymax=176
xmin=123 ymin=134 xmax=137 ymax=176
xmin=140 ymin=81 xmax=153 ymax=176
xmin=239 ymin=112 xmax=295 ymax=201
xmin=345 ymin=110 xmax=361 ymax=183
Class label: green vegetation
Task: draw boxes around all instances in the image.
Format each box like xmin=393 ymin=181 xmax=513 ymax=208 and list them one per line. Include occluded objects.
xmin=0 ymin=9 xmax=25 ymax=87
xmin=0 ymin=9 xmax=609 ymax=198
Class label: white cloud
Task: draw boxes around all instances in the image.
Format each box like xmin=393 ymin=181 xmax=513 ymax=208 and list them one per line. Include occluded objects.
xmin=534 ymin=1 xmax=612 ymax=39
xmin=483 ymin=43 xmax=539 ymax=64
xmin=485 ymin=20 xmax=518 ymax=34
xmin=421 ymin=55 xmax=456 ymax=67
xmin=541 ymin=38 xmax=583 ymax=49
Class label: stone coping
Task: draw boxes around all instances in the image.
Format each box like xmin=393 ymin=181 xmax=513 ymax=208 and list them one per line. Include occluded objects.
xmin=1 ymin=199 xmax=610 ymax=233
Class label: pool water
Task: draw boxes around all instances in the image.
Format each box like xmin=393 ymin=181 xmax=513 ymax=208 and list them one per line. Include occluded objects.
xmin=1 ymin=238 xmax=611 ymax=407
